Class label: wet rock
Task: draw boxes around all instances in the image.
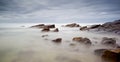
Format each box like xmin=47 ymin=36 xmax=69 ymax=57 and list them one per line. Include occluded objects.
xmin=102 ymin=49 xmax=120 ymax=62
xmin=41 ymin=27 xmax=50 ymax=32
xmin=94 ymin=49 xmax=120 ymax=62
xmin=52 ymin=38 xmax=62 ymax=43
xmin=69 ymin=43 xmax=76 ymax=46
xmin=72 ymin=37 xmax=91 ymax=45
xmin=53 ymin=28 xmax=59 ymax=32
xmin=101 ymin=37 xmax=116 ymax=45
xmin=65 ymin=23 xmax=80 ymax=27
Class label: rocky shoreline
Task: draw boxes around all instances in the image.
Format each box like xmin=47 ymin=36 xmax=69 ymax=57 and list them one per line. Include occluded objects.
xmin=30 ymin=19 xmax=120 ymax=62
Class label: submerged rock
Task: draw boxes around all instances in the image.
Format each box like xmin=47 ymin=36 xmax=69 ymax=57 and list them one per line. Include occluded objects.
xmin=52 ymin=38 xmax=62 ymax=43
xmin=53 ymin=28 xmax=59 ymax=32
xmin=42 ymin=34 xmax=48 ymax=37
xmin=65 ymin=23 xmax=80 ymax=27
xmin=72 ymin=37 xmax=91 ymax=45
xmin=80 ymin=26 xmax=88 ymax=31
xmin=101 ymin=37 xmax=116 ymax=46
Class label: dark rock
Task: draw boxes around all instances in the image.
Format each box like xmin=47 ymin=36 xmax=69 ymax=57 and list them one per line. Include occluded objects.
xmin=52 ymin=38 xmax=62 ymax=43
xmin=80 ymin=26 xmax=88 ymax=31
xmin=101 ymin=37 xmax=116 ymax=45
xmin=53 ymin=28 xmax=59 ymax=32
xmin=31 ymin=24 xmax=45 ymax=28
xmin=88 ymin=24 xmax=101 ymax=29
xmin=30 ymin=24 xmax=55 ymax=28
xmin=41 ymin=27 xmax=50 ymax=32
xmin=65 ymin=23 xmax=80 ymax=27
xmin=45 ymin=24 xmax=55 ymax=28
xmin=72 ymin=37 xmax=91 ymax=45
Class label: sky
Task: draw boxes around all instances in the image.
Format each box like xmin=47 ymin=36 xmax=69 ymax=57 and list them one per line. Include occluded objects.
xmin=0 ymin=0 xmax=120 ymax=23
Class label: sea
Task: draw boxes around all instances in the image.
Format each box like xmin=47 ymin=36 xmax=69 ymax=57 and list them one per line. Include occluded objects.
xmin=0 ymin=23 xmax=120 ymax=62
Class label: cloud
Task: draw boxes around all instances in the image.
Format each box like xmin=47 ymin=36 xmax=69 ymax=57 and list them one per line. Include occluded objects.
xmin=0 ymin=0 xmax=120 ymax=23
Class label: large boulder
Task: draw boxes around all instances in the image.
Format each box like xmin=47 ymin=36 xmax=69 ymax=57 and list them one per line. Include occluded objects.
xmin=101 ymin=37 xmax=116 ymax=46
xmin=65 ymin=23 xmax=80 ymax=27
xmin=52 ymin=38 xmax=62 ymax=43
xmin=95 ymin=49 xmax=120 ymax=62
xmin=72 ymin=37 xmax=91 ymax=45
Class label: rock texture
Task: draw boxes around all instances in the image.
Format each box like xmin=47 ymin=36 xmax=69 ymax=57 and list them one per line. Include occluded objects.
xmin=94 ymin=49 xmax=120 ymax=62
xmin=72 ymin=37 xmax=91 ymax=45
xmin=95 ymin=48 xmax=120 ymax=62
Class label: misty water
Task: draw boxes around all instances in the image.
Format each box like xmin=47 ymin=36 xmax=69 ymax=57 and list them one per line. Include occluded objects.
xmin=0 ymin=23 xmax=120 ymax=62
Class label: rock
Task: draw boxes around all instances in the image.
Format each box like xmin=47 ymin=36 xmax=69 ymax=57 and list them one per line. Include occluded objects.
xmin=102 ymin=49 xmax=120 ymax=62
xmin=52 ymin=38 xmax=62 ymax=43
xmin=101 ymin=37 xmax=116 ymax=45
xmin=94 ymin=49 xmax=120 ymax=62
xmin=30 ymin=24 xmax=55 ymax=28
xmin=45 ymin=24 xmax=55 ymax=28
xmin=80 ymin=26 xmax=88 ymax=31
xmin=31 ymin=24 xmax=45 ymax=28
xmin=72 ymin=37 xmax=91 ymax=45
xmin=42 ymin=34 xmax=48 ymax=37
xmin=88 ymin=24 xmax=101 ymax=29
xmin=41 ymin=26 xmax=50 ymax=32
xmin=53 ymin=28 xmax=59 ymax=32
xmin=65 ymin=23 xmax=80 ymax=27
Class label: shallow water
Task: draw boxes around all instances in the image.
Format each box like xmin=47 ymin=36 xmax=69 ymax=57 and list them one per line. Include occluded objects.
xmin=0 ymin=23 xmax=120 ymax=62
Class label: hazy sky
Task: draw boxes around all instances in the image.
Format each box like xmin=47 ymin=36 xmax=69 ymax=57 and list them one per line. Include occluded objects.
xmin=0 ymin=0 xmax=120 ymax=23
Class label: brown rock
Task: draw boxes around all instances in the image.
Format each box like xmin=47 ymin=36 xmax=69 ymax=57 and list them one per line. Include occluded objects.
xmin=102 ymin=49 xmax=120 ymax=62
xmin=94 ymin=49 xmax=120 ymax=62
xmin=52 ymin=38 xmax=62 ymax=43
xmin=72 ymin=37 xmax=91 ymax=45
xmin=41 ymin=26 xmax=50 ymax=32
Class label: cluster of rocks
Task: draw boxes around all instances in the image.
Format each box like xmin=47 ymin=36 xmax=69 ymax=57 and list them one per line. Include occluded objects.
xmin=64 ymin=23 xmax=80 ymax=27
xmin=94 ymin=37 xmax=120 ymax=62
xmin=80 ymin=19 xmax=120 ymax=34
xmin=31 ymin=24 xmax=59 ymax=32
